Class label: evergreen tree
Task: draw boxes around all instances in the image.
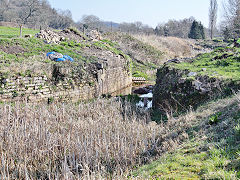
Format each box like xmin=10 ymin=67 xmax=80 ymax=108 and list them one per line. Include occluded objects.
xmin=188 ymin=20 xmax=205 ymax=39
xmin=222 ymin=27 xmax=232 ymax=40
xmin=163 ymin=26 xmax=169 ymax=36
xmin=199 ymin=23 xmax=205 ymax=39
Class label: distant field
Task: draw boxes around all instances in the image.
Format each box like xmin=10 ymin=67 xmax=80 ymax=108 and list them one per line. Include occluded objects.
xmin=0 ymin=26 xmax=39 ymax=38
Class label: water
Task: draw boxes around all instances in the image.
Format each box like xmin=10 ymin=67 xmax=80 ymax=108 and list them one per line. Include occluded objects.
xmin=111 ymin=84 xmax=153 ymax=110
xmin=136 ymin=93 xmax=153 ymax=109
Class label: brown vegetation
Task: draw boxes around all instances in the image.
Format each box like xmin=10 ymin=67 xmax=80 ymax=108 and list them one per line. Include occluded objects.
xmin=133 ymin=34 xmax=204 ymax=60
xmin=0 ymin=98 xmax=194 ymax=179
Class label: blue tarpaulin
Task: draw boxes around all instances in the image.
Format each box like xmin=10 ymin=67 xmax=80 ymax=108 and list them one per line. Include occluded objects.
xmin=63 ymin=55 xmax=74 ymax=62
xmin=46 ymin=52 xmax=74 ymax=62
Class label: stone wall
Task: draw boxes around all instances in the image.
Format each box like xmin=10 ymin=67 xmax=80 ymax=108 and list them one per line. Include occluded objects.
xmin=0 ymin=63 xmax=132 ymax=103
xmin=98 ymin=67 xmax=132 ymax=95
xmin=0 ymin=75 xmax=96 ymax=102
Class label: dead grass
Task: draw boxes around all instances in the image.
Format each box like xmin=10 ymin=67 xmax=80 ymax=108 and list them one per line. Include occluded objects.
xmin=0 ymin=98 xmax=189 ymax=179
xmin=1 ymin=91 xmax=238 ymax=179
xmin=133 ymin=34 xmax=203 ymax=60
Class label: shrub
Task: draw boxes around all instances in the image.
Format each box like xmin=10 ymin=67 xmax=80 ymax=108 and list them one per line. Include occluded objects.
xmin=209 ymin=112 xmax=222 ymax=125
xmin=234 ymin=124 xmax=240 ymax=136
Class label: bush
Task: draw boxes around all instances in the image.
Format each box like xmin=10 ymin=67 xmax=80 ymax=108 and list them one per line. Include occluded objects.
xmin=209 ymin=112 xmax=222 ymax=125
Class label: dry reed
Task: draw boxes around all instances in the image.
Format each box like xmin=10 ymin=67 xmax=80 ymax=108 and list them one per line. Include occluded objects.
xmin=0 ymin=98 xmax=193 ymax=179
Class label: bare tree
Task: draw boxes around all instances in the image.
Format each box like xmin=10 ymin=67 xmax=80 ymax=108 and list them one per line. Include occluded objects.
xmin=223 ymin=0 xmax=240 ymax=38
xmin=16 ymin=0 xmax=41 ymax=25
xmin=49 ymin=9 xmax=73 ymax=29
xmin=209 ymin=0 xmax=218 ymax=39
xmin=0 ymin=0 xmax=75 ymax=30
xmin=80 ymin=15 xmax=102 ymax=30
xmin=155 ymin=17 xmax=195 ymax=38
xmin=0 ymin=0 xmax=10 ymax=21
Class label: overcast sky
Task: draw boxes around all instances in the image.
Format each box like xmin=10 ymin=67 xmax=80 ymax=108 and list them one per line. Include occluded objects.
xmin=47 ymin=0 xmax=224 ymax=28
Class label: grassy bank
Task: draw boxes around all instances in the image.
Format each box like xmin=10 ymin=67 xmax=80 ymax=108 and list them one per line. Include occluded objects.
xmin=0 ymin=28 xmax=131 ymax=78
xmin=104 ymin=32 xmax=164 ymax=81
xmin=173 ymin=47 xmax=240 ymax=81
xmin=0 ymin=26 xmax=39 ymax=38
xmin=133 ymin=92 xmax=240 ymax=179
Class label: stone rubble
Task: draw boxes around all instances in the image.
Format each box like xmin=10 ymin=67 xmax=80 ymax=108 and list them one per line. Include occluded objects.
xmin=88 ymin=30 xmax=102 ymax=41
xmin=35 ymin=29 xmax=66 ymax=43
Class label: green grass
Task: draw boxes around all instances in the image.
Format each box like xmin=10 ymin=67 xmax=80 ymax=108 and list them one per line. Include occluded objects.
xmin=0 ymin=27 xmax=129 ymax=65
xmin=133 ymin=140 xmax=239 ymax=179
xmin=0 ymin=27 xmax=133 ymax=78
xmin=0 ymin=37 xmax=123 ymax=65
xmin=132 ymin=61 xmax=158 ymax=81
xmin=132 ymin=70 xmax=149 ymax=79
xmin=133 ymin=94 xmax=240 ymax=179
xmin=0 ymin=26 xmax=39 ymax=38
xmin=172 ymin=47 xmax=240 ymax=81
xmin=0 ymin=37 xmax=89 ymax=69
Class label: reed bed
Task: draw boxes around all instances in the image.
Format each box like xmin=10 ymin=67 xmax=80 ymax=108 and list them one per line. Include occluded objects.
xmin=0 ymin=98 xmax=191 ymax=179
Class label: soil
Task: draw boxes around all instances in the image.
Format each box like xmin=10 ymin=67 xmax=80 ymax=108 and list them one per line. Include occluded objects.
xmin=59 ymin=29 xmax=86 ymax=42
xmin=0 ymin=45 xmax=25 ymax=54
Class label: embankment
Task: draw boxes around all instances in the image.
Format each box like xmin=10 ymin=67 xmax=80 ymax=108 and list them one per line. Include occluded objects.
xmin=153 ymin=47 xmax=240 ymax=112
xmin=0 ymin=28 xmax=132 ymax=102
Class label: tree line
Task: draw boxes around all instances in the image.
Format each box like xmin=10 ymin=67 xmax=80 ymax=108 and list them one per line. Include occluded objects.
xmin=78 ymin=15 xmax=207 ymax=39
xmin=79 ymin=0 xmax=240 ymax=40
xmin=1 ymin=0 xmax=240 ymax=40
xmin=221 ymin=0 xmax=240 ymax=39
xmin=0 ymin=0 xmax=73 ymax=29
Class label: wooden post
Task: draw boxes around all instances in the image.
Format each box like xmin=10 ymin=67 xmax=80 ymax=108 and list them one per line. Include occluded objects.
xmin=19 ymin=25 xmax=22 ymax=37
xmin=111 ymin=21 xmax=113 ymax=32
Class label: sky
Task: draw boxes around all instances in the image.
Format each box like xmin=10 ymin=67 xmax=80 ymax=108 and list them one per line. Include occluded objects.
xmin=47 ymin=0 xmax=224 ymax=28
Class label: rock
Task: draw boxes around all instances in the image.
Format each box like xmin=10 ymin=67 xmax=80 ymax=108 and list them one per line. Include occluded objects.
xmin=193 ymin=80 xmax=202 ymax=90
xmin=188 ymin=72 xmax=197 ymax=77
xmin=133 ymin=87 xmax=150 ymax=94
xmin=153 ymin=65 xmax=229 ymax=112
xmin=35 ymin=29 xmax=65 ymax=43
xmin=48 ymin=52 xmax=63 ymax=60
xmin=95 ymin=63 xmax=104 ymax=70
xmin=88 ymin=30 xmax=102 ymax=41
xmin=202 ymin=68 xmax=207 ymax=71
xmin=164 ymin=59 xmax=181 ymax=64
xmin=178 ymin=78 xmax=185 ymax=84
xmin=146 ymin=85 xmax=154 ymax=90
xmin=24 ymin=34 xmax=32 ymax=38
